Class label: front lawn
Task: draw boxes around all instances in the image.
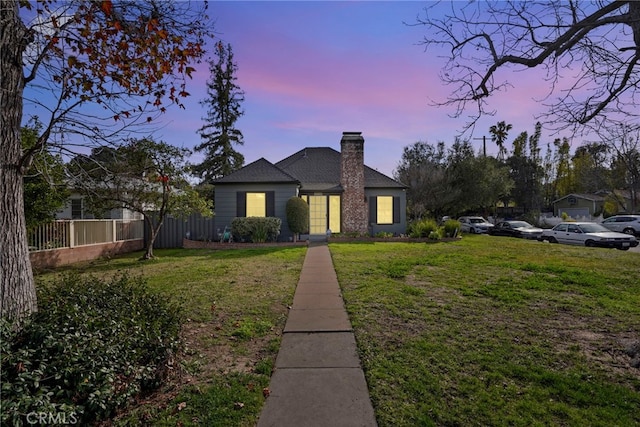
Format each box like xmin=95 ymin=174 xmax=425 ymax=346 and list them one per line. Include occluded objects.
xmin=330 ymin=236 xmax=640 ymax=426
xmin=33 ymin=246 xmax=306 ymax=426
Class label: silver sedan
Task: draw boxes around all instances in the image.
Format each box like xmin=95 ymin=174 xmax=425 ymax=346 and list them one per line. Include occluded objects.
xmin=539 ymin=222 xmax=639 ymax=251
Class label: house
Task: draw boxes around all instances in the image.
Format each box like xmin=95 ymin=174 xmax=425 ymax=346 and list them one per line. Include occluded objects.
xmin=213 ymin=132 xmax=407 ymax=240
xmin=56 ymin=193 xmax=143 ymax=220
xmin=552 ymin=193 xmax=606 ymax=219
xmin=553 ymin=190 xmax=639 ymax=219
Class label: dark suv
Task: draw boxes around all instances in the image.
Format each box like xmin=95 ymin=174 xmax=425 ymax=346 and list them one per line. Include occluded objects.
xmin=601 ymin=215 xmax=640 ymax=236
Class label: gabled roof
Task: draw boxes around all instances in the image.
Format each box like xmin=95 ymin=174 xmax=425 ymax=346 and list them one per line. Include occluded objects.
xmin=214 ymin=158 xmax=299 ymax=184
xmin=276 ymin=147 xmax=406 ymax=190
xmin=552 ymin=193 xmax=606 ymax=204
xmin=214 ymin=147 xmax=405 ymax=189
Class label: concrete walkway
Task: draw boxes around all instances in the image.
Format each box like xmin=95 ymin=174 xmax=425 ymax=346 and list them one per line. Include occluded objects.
xmin=257 ymin=243 xmax=377 ymax=427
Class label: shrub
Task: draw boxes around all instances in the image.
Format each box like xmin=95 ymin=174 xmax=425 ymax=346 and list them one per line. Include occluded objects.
xmin=0 ymin=274 xmax=181 ymax=426
xmin=428 ymin=230 xmax=441 ymax=240
xmin=231 ymin=217 xmax=281 ymax=242
xmin=286 ymin=197 xmax=309 ymax=240
xmin=375 ymin=231 xmax=394 ymax=238
xmin=442 ymin=219 xmax=461 ymax=237
xmin=408 ymin=218 xmax=439 ymax=238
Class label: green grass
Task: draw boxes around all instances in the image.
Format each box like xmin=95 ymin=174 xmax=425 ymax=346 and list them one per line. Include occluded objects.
xmin=35 ymin=246 xmax=306 ymax=427
xmin=330 ymin=236 xmax=640 ymax=427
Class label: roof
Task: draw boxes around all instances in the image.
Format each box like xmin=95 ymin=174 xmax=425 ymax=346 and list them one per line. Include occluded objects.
xmin=552 ymin=193 xmax=606 ymax=204
xmin=215 ymin=147 xmax=405 ymax=189
xmin=213 ymin=158 xmax=299 ymax=184
xmin=276 ymin=147 xmax=406 ymax=190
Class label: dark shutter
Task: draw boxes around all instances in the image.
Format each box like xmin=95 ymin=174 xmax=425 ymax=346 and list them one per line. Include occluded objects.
xmin=369 ymin=196 xmax=377 ymax=224
xmin=266 ymin=191 xmax=275 ymax=217
xmin=393 ymin=196 xmax=400 ymax=224
xmin=237 ymin=192 xmax=246 ymax=217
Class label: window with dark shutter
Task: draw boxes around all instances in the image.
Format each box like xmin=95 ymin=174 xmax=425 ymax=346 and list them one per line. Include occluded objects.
xmin=393 ymin=196 xmax=400 ymax=224
xmin=237 ymin=192 xmax=246 ymax=217
xmin=369 ymin=196 xmax=377 ymax=224
xmin=266 ymin=191 xmax=275 ymax=217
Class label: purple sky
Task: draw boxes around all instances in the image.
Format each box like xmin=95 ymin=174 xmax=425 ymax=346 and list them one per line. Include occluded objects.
xmin=151 ymin=1 xmax=569 ymax=177
xmin=23 ymin=1 xmax=574 ymax=178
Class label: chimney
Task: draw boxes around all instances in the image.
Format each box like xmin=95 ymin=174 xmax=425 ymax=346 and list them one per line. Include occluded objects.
xmin=340 ymin=132 xmax=368 ymax=234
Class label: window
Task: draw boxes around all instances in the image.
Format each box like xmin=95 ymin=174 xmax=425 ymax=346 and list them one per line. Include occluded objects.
xmin=377 ymin=196 xmax=393 ymax=224
xmin=237 ymin=191 xmax=275 ymax=217
xmin=369 ymin=195 xmax=400 ymax=225
xmin=329 ymin=195 xmax=341 ymax=233
xmin=246 ymin=193 xmax=266 ymax=217
xmin=71 ymin=199 xmax=83 ymax=219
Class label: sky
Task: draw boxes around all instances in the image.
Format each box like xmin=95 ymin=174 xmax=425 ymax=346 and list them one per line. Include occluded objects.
xmin=20 ymin=1 xmax=577 ymax=178
xmin=151 ymin=1 xmax=563 ymax=178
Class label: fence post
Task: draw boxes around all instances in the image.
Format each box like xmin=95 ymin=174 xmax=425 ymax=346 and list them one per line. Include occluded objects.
xmin=112 ymin=220 xmax=117 ymax=243
xmin=69 ymin=221 xmax=75 ymax=248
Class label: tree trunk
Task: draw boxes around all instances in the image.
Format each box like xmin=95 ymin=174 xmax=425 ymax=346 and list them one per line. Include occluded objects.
xmin=1 ymin=1 xmax=38 ymax=321
xmin=142 ymin=214 xmax=165 ymax=260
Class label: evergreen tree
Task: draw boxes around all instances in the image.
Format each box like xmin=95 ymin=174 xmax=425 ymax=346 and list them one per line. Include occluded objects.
xmin=194 ymin=42 xmax=245 ymax=185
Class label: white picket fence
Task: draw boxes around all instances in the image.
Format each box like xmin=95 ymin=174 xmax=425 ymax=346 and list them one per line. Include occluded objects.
xmin=28 ymin=219 xmax=144 ymax=252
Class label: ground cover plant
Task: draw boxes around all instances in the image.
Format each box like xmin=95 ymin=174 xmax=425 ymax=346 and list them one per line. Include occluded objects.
xmin=29 ymin=246 xmax=306 ymax=426
xmin=330 ymin=236 xmax=640 ymax=426
xmin=1 ymin=274 xmax=181 ymax=426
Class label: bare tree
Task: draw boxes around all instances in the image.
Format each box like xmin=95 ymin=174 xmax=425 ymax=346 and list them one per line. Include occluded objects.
xmin=416 ymin=1 xmax=640 ymax=134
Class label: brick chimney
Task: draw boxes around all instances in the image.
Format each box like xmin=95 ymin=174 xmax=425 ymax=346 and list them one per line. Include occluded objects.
xmin=340 ymin=132 xmax=368 ymax=234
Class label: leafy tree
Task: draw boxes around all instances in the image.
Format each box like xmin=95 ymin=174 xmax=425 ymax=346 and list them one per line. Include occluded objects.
xmin=551 ymin=137 xmax=575 ymax=200
xmin=571 ymin=143 xmax=610 ymax=194
xmin=68 ymin=138 xmax=212 ymax=260
xmin=1 ymin=1 xmax=211 ymax=320
xmin=193 ymin=42 xmax=245 ymax=184
xmin=446 ymin=140 xmax=513 ymax=215
xmin=393 ymin=141 xmax=452 ymax=220
xmin=506 ymin=123 xmax=544 ymax=212
xmin=22 ymin=120 xmax=69 ymax=230
xmin=417 ymin=2 xmax=640 ymax=134
xmin=489 ymin=121 xmax=512 ymax=162
xmin=286 ymin=197 xmax=309 ymax=242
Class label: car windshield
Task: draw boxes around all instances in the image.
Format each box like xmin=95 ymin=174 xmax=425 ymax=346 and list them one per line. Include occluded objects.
xmin=578 ymin=223 xmax=610 ymax=233
xmin=469 ymin=218 xmax=486 ymax=223
xmin=510 ymin=221 xmax=531 ymax=228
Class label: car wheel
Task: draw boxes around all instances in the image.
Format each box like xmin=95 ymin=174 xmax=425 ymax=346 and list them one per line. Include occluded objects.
xmin=549 ymin=237 xmax=558 ymax=243
xmin=618 ymin=247 xmax=630 ymax=251
xmin=623 ymin=228 xmax=635 ymax=235
xmin=585 ymin=240 xmax=596 ymax=247
xmin=470 ymin=228 xmax=476 ymax=234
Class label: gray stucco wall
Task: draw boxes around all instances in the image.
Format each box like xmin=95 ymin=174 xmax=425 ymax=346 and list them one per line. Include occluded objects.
xmin=366 ymin=188 xmax=407 ymax=236
xmin=215 ymin=183 xmax=300 ymax=241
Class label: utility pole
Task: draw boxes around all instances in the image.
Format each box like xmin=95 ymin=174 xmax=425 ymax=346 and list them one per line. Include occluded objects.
xmin=473 ymin=136 xmax=487 ymax=157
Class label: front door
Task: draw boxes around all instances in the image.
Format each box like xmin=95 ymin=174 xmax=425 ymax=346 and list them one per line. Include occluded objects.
xmin=308 ymin=195 xmax=327 ymax=235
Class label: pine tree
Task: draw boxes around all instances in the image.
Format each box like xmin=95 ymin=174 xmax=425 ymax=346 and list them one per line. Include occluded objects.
xmin=194 ymin=42 xmax=245 ymax=184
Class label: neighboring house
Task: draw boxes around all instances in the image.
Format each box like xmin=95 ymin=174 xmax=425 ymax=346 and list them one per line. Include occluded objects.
xmin=553 ymin=191 xmax=639 ymax=219
xmin=56 ymin=193 xmax=142 ymax=220
xmin=214 ymin=132 xmax=407 ymax=241
xmin=552 ymin=193 xmax=605 ymax=218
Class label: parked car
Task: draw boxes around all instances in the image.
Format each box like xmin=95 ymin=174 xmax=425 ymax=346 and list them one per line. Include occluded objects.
xmin=600 ymin=215 xmax=640 ymax=236
xmin=538 ymin=222 xmax=639 ymax=250
xmin=488 ymin=220 xmax=543 ymax=239
xmin=458 ymin=216 xmax=494 ymax=234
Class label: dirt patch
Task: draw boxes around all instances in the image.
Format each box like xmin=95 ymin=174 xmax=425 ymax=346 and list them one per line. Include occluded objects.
xmin=103 ymin=319 xmax=282 ymax=426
